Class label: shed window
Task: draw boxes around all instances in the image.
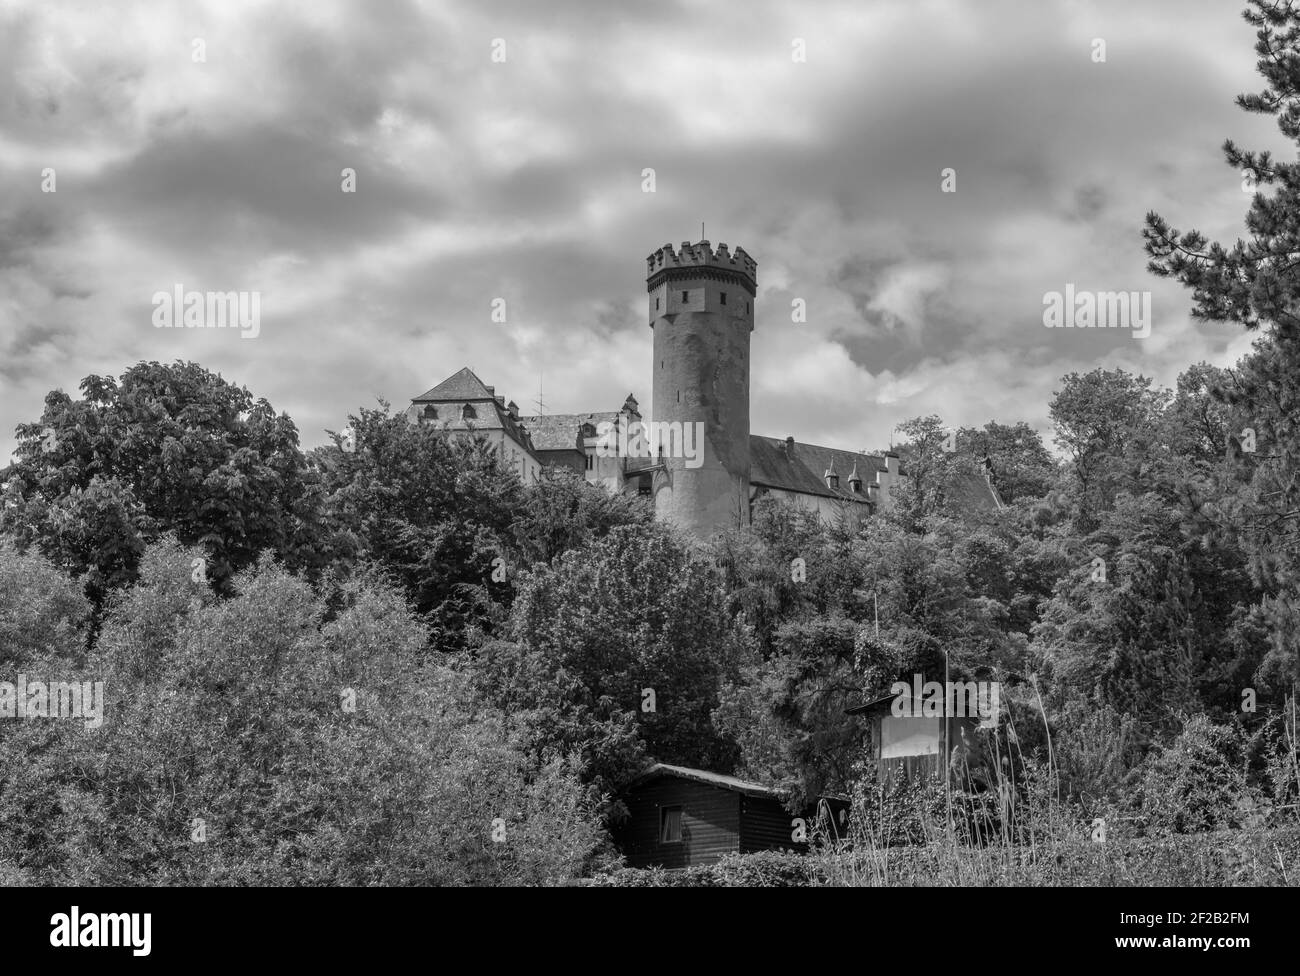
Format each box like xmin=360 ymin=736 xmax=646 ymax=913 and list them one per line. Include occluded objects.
xmin=660 ymin=806 xmax=683 ymax=844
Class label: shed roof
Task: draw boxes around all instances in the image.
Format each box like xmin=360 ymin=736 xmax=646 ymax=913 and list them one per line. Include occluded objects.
xmin=845 ymin=692 xmax=918 ymax=716
xmin=626 ymin=762 xmax=779 ymax=798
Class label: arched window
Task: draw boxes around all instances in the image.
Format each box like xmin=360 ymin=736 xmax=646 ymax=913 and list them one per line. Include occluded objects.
xmin=461 ymin=403 xmax=477 ymax=420
xmin=421 ymin=404 xmax=438 ymax=420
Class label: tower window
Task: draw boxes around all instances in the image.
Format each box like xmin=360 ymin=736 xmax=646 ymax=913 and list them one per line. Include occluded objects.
xmin=676 ymin=390 xmax=680 ymax=403
xmin=721 ymin=291 xmax=727 ymax=305
xmin=682 ymin=290 xmax=688 ymax=302
xmin=655 ymin=297 xmax=660 ymax=310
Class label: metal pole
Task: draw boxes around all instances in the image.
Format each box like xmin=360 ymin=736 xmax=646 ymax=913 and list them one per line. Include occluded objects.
xmin=945 ymin=647 xmax=952 ymax=837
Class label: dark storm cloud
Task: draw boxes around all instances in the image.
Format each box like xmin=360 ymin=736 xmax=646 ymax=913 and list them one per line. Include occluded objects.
xmin=0 ymin=0 xmax=1290 ymax=462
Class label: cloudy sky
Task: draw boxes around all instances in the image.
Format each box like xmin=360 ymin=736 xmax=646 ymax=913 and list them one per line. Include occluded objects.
xmin=0 ymin=0 xmax=1290 ymax=463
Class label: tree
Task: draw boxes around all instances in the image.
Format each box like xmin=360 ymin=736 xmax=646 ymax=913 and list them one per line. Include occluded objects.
xmin=1048 ymin=369 xmax=1171 ymax=532
xmin=1144 ymin=0 xmax=1300 ymax=685
xmin=506 ymin=465 xmax=653 ymax=567
xmin=472 ymin=524 xmax=745 ymax=801
xmin=313 ymin=403 xmax=521 ymax=647
xmin=3 ymin=361 xmax=322 ymax=603
xmin=0 ymin=540 xmax=606 ymax=885
xmin=957 ymin=421 xmax=1058 ymax=504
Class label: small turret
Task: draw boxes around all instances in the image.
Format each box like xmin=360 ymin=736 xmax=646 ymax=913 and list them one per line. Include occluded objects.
xmin=848 ymin=459 xmax=863 ymax=493
xmin=825 ymin=458 xmax=839 ymax=490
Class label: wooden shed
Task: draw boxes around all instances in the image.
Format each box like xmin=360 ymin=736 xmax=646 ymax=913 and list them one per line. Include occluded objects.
xmin=614 ymin=763 xmax=848 ymax=869
xmin=846 ymin=692 xmax=987 ymax=788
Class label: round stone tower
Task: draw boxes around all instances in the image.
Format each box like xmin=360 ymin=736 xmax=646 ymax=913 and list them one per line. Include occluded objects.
xmin=646 ymin=239 xmax=757 ymax=534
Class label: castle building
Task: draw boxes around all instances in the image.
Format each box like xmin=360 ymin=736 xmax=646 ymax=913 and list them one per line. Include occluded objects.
xmin=408 ymin=240 xmax=998 ymax=533
xmin=404 ymin=367 xmax=543 ymax=484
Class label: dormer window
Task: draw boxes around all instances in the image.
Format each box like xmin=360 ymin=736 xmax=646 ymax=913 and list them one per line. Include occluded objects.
xmin=461 ymin=404 xmax=477 ymax=420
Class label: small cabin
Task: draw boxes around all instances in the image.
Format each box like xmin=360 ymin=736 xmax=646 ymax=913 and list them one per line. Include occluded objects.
xmin=615 ymin=763 xmax=848 ymax=869
xmin=846 ymin=691 xmax=989 ymax=788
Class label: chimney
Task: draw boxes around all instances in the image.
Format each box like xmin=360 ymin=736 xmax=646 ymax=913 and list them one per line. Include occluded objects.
xmin=785 ymin=435 xmax=795 ymax=456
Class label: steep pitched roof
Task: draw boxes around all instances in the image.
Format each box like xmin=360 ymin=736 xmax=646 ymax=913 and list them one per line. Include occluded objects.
xmin=946 ymin=470 xmax=1004 ymax=511
xmin=750 ymin=435 xmax=882 ymax=503
xmin=518 ymin=411 xmax=618 ymax=452
xmin=408 ymin=368 xmax=539 ymax=458
xmin=412 ymin=366 xmax=495 ymax=402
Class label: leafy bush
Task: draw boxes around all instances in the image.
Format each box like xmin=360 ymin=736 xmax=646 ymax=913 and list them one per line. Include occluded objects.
xmin=1137 ymin=714 xmax=1251 ymax=835
xmin=0 ymin=541 xmax=606 ymax=886
xmin=0 ymin=537 xmax=92 ymax=667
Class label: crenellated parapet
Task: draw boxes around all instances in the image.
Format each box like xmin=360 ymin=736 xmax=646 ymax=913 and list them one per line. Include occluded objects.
xmin=646 ymin=240 xmax=757 ymax=296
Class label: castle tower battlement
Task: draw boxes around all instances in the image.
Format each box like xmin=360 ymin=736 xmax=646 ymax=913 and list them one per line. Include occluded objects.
xmin=646 ymin=241 xmax=757 ymax=296
xmin=647 ymin=239 xmax=756 ymax=535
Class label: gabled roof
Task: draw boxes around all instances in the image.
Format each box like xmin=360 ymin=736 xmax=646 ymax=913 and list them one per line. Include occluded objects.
xmin=412 ymin=366 xmax=495 ymax=402
xmin=750 ymin=435 xmax=883 ymax=503
xmin=626 ymin=762 xmax=778 ymax=798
